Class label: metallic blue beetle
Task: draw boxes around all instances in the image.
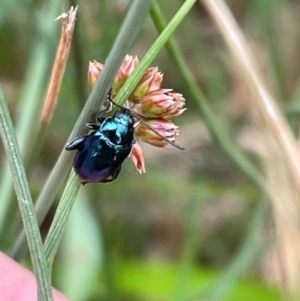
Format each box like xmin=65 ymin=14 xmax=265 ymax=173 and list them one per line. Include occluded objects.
xmin=65 ymin=104 xmax=135 ymax=185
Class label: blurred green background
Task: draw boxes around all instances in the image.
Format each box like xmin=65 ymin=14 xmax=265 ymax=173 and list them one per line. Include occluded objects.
xmin=1 ymin=0 xmax=300 ymax=300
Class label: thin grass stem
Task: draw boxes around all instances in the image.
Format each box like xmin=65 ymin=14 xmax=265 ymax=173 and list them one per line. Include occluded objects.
xmin=43 ymin=170 xmax=81 ymax=271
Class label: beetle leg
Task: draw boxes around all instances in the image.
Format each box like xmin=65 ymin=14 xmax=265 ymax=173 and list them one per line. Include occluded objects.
xmin=96 ymin=115 xmax=106 ymax=123
xmin=65 ymin=136 xmax=86 ymax=151
xmin=110 ymin=165 xmax=122 ymax=180
xmin=100 ymin=165 xmax=122 ymax=183
xmin=85 ymin=122 xmax=100 ymax=130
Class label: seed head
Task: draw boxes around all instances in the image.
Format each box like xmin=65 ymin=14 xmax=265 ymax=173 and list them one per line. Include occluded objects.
xmin=113 ymin=55 xmax=139 ymax=94
xmin=130 ymin=141 xmax=146 ymax=174
xmin=87 ymin=54 xmax=186 ymax=174
xmin=135 ymin=119 xmax=179 ymax=148
xmin=88 ymin=60 xmax=104 ymax=88
xmin=130 ymin=67 xmax=163 ymax=103
xmin=140 ymin=89 xmax=186 ymax=119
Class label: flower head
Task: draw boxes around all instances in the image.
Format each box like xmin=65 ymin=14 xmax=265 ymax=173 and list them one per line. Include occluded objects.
xmin=135 ymin=119 xmax=179 ymax=148
xmin=140 ymin=89 xmax=186 ymax=119
xmin=113 ymin=55 xmax=139 ymax=94
xmin=130 ymin=141 xmax=146 ymax=173
xmin=87 ymin=54 xmax=186 ymax=175
xmin=130 ymin=67 xmax=163 ymax=103
xmin=88 ymin=60 xmax=104 ymax=88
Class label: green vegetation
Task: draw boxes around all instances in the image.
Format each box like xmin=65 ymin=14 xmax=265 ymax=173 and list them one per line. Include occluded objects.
xmin=1 ymin=0 xmax=300 ymax=300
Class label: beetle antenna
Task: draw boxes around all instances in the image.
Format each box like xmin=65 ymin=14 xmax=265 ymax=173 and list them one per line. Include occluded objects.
xmin=107 ymin=89 xmax=124 ymax=109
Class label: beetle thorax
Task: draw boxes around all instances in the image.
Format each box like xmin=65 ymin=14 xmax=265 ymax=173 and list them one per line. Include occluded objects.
xmin=100 ymin=115 xmax=134 ymax=146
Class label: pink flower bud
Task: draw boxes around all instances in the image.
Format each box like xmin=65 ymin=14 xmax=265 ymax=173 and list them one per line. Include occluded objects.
xmin=120 ymin=55 xmax=139 ymax=75
xmin=88 ymin=60 xmax=104 ymax=88
xmin=130 ymin=142 xmax=146 ymax=174
xmin=114 ymin=55 xmax=139 ymax=93
xmin=140 ymin=89 xmax=186 ymax=119
xmin=130 ymin=67 xmax=163 ymax=103
xmin=135 ymin=119 xmax=180 ymax=148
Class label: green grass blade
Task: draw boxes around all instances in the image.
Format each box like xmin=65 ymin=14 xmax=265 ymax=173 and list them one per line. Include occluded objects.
xmin=43 ymin=170 xmax=81 ymax=270
xmin=0 ymin=87 xmax=53 ymax=301
xmin=58 ymin=193 xmax=103 ymax=301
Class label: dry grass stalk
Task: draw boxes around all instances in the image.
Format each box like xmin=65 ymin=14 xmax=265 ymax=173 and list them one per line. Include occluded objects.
xmin=201 ymin=0 xmax=300 ymax=189
xmin=231 ymin=36 xmax=300 ymax=298
xmin=260 ymin=128 xmax=300 ymax=294
xmin=201 ymin=0 xmax=300 ymax=296
xmin=40 ymin=6 xmax=78 ymax=125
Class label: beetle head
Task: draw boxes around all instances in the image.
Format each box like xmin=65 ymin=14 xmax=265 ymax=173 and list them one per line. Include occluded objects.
xmin=113 ymin=108 xmax=135 ymax=128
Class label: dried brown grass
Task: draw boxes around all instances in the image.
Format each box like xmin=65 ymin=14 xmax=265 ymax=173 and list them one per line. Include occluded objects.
xmin=201 ymin=0 xmax=300 ymax=296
